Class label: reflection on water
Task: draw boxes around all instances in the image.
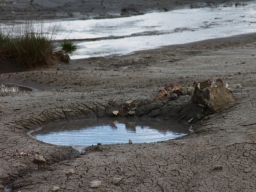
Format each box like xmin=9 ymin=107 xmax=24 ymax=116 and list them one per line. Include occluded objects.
xmin=0 ymin=84 xmax=32 ymax=93
xmin=30 ymin=118 xmax=189 ymax=147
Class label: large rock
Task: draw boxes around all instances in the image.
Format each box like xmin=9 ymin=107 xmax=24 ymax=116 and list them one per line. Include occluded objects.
xmin=178 ymin=79 xmax=235 ymax=124
xmin=192 ymin=78 xmax=235 ymax=112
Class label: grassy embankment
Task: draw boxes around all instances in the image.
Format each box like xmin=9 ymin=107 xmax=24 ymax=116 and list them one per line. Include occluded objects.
xmin=0 ymin=23 xmax=77 ymax=69
xmin=0 ymin=30 xmax=54 ymax=69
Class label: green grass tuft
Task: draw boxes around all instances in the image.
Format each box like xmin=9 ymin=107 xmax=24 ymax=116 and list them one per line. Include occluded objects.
xmin=60 ymin=40 xmax=77 ymax=53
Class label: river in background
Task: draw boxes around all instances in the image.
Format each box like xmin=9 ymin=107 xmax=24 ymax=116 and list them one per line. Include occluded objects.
xmin=0 ymin=2 xmax=256 ymax=59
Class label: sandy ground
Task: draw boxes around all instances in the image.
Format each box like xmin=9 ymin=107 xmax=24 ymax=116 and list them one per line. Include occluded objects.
xmin=1 ymin=0 xmax=256 ymax=192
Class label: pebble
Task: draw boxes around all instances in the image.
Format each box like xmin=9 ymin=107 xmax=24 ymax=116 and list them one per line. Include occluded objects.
xmin=34 ymin=154 xmax=46 ymax=163
xmin=20 ymin=152 xmax=28 ymax=156
xmin=128 ymin=110 xmax=136 ymax=115
xmin=65 ymin=169 xmax=76 ymax=176
xmin=235 ymin=83 xmax=242 ymax=89
xmin=213 ymin=165 xmax=223 ymax=171
xmin=112 ymin=177 xmax=122 ymax=185
xmin=52 ymin=186 xmax=60 ymax=191
xmin=169 ymin=93 xmax=178 ymax=100
xmin=125 ymin=100 xmax=135 ymax=105
xmin=90 ymin=180 xmax=102 ymax=188
xmin=113 ymin=110 xmax=119 ymax=115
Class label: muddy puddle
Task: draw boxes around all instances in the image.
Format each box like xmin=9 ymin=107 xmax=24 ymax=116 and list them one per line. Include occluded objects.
xmin=29 ymin=118 xmax=189 ymax=151
xmin=0 ymin=84 xmax=33 ymax=93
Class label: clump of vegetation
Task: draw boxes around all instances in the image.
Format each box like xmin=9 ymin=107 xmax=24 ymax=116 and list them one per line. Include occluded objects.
xmin=0 ymin=26 xmax=55 ymax=69
xmin=60 ymin=40 xmax=77 ymax=53
xmin=0 ymin=33 xmax=13 ymax=56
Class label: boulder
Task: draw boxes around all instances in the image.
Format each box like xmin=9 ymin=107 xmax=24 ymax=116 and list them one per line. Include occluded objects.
xmin=178 ymin=78 xmax=235 ymax=124
xmin=192 ymin=78 xmax=235 ymax=112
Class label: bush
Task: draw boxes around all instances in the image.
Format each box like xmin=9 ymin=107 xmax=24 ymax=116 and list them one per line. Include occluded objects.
xmin=14 ymin=33 xmax=54 ymax=68
xmin=0 ymin=33 xmax=13 ymax=57
xmin=60 ymin=40 xmax=77 ymax=53
xmin=0 ymin=27 xmax=54 ymax=69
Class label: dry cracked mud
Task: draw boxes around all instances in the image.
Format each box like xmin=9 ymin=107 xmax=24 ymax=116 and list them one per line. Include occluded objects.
xmin=1 ymin=0 xmax=256 ymax=192
xmin=1 ymin=33 xmax=256 ymax=192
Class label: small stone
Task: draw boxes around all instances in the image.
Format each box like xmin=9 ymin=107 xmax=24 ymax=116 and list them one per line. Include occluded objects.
xmin=34 ymin=154 xmax=46 ymax=163
xmin=169 ymin=93 xmax=178 ymax=100
xmin=65 ymin=169 xmax=76 ymax=176
xmin=112 ymin=177 xmax=122 ymax=185
xmin=128 ymin=139 xmax=132 ymax=144
xmin=13 ymin=151 xmax=19 ymax=157
xmin=108 ymin=98 xmax=116 ymax=106
xmin=187 ymin=118 xmax=194 ymax=123
xmin=63 ymin=108 xmax=72 ymax=112
xmin=113 ymin=110 xmax=119 ymax=115
xmin=52 ymin=186 xmax=60 ymax=191
xmin=198 ymin=104 xmax=206 ymax=108
xmin=235 ymin=83 xmax=242 ymax=89
xmin=20 ymin=152 xmax=27 ymax=156
xmin=213 ymin=165 xmax=223 ymax=171
xmin=189 ymin=126 xmax=194 ymax=132
xmin=128 ymin=110 xmax=136 ymax=115
xmin=125 ymin=100 xmax=135 ymax=107
xmin=33 ymin=154 xmax=47 ymax=170
xmin=90 ymin=180 xmax=101 ymax=188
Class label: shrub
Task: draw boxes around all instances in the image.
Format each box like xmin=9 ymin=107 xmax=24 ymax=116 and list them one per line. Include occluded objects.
xmin=13 ymin=33 xmax=54 ymax=68
xmin=60 ymin=40 xmax=77 ymax=53
xmin=0 ymin=32 xmax=13 ymax=57
xmin=0 ymin=25 xmax=55 ymax=69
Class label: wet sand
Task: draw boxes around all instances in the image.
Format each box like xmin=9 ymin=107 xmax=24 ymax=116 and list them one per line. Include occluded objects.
xmin=1 ymin=0 xmax=256 ymax=191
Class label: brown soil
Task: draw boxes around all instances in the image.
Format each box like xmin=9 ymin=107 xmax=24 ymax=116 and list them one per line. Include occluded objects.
xmin=1 ymin=1 xmax=256 ymax=192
